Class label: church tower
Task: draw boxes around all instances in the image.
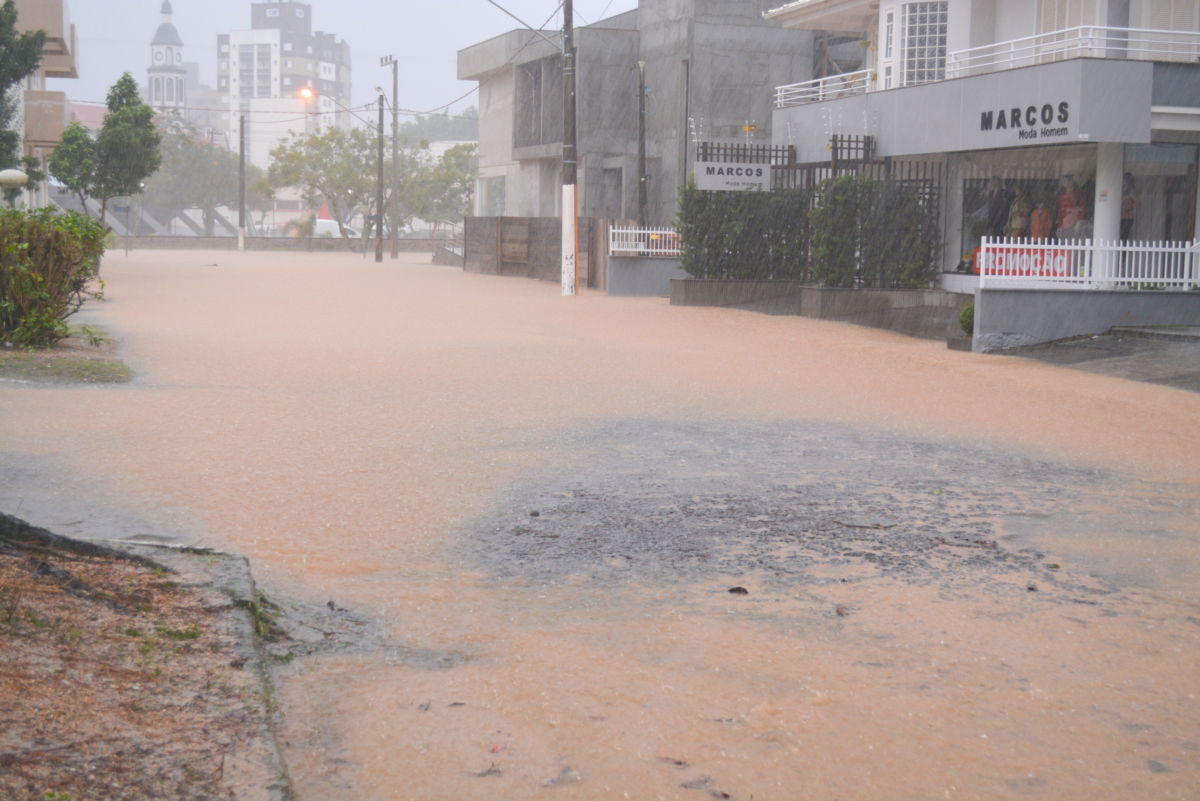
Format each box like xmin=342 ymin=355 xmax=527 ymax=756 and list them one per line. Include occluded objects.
xmin=148 ymin=0 xmax=186 ymax=115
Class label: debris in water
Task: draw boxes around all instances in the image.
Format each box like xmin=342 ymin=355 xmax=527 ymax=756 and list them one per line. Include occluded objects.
xmin=835 ymin=604 xmax=852 ymax=617
xmin=728 ymin=587 xmax=748 ymax=595
xmin=417 ymin=701 xmax=432 ymax=712
xmin=490 ymin=744 xmax=501 ymax=753
xmin=1147 ymin=760 xmax=1170 ymax=773
xmin=473 ymin=763 xmax=502 ymax=778
xmin=448 ymin=701 xmax=466 ymax=707
xmin=542 ymin=765 xmax=582 ymax=786
xmin=1026 ymin=583 xmax=1039 ymax=592
xmin=658 ymin=756 xmax=689 ymax=768
xmin=529 ymin=510 xmax=540 ymax=517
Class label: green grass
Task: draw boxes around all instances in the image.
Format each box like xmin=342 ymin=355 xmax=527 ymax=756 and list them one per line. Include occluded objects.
xmin=0 ymin=351 xmax=133 ymax=384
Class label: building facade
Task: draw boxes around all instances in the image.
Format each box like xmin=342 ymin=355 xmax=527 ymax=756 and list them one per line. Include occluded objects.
xmin=13 ymin=0 xmax=78 ymax=207
xmin=767 ymin=0 xmax=1200 ymax=279
xmin=217 ymin=0 xmax=352 ymax=167
xmin=458 ymin=0 xmax=818 ymax=225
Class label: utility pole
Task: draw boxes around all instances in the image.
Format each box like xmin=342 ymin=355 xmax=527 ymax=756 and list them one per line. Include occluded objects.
xmin=381 ymin=55 xmax=400 ymax=259
xmin=637 ymin=61 xmax=647 ymax=229
xmin=561 ymin=0 xmax=578 ymax=295
xmin=375 ymin=95 xmax=385 ymax=263
xmin=238 ymin=114 xmax=246 ymax=251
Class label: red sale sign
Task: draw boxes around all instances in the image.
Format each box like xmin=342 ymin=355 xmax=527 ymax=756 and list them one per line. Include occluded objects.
xmin=972 ymin=246 xmax=1073 ymax=276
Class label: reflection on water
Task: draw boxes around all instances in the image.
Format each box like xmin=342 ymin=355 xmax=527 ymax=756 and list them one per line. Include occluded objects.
xmin=1 ymin=251 xmax=1197 ymax=800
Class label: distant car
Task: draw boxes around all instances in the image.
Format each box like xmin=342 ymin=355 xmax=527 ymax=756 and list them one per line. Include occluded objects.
xmin=312 ymin=219 xmax=359 ymax=238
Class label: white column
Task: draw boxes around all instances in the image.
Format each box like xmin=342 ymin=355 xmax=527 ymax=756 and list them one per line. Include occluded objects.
xmin=561 ymin=183 xmax=577 ymax=296
xmin=1093 ymin=141 xmax=1124 ymax=242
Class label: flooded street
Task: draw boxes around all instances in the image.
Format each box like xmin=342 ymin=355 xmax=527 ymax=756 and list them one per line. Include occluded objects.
xmin=2 ymin=249 xmax=1199 ymax=800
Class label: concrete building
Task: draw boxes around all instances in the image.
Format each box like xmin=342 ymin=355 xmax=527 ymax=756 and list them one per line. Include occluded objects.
xmin=457 ymin=0 xmax=818 ymax=225
xmin=13 ymin=0 xmax=78 ymax=207
xmin=767 ymin=0 xmax=1200 ymax=282
xmin=217 ymin=0 xmax=352 ymax=168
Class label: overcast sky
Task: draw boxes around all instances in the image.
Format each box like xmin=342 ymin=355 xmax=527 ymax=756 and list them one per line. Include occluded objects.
xmin=48 ymin=0 xmax=638 ymax=121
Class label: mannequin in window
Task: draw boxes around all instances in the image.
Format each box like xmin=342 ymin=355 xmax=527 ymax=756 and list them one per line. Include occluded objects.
xmin=1005 ymin=186 xmax=1031 ymax=238
xmin=1055 ymin=175 xmax=1085 ymax=239
xmin=984 ymin=176 xmax=1009 ymax=239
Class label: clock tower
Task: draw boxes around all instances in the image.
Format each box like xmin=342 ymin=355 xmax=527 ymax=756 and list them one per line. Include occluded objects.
xmin=148 ymin=0 xmax=186 ymax=115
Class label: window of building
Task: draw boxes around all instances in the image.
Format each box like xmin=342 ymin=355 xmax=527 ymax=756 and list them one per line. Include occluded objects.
xmin=901 ymin=2 xmax=947 ymax=86
xmin=296 ymin=8 xmax=305 ymax=17
xmin=266 ymin=7 xmax=279 ymax=16
xmin=953 ymin=144 xmax=1097 ymax=257
xmin=481 ymin=177 xmax=506 ymax=216
xmin=1122 ymin=143 xmax=1198 ymax=241
xmin=884 ymin=10 xmax=894 ymax=59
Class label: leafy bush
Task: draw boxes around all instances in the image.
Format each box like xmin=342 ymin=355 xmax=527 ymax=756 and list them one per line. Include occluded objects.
xmin=0 ymin=208 xmax=106 ymax=347
xmin=959 ymin=301 xmax=974 ymax=336
xmin=678 ymin=184 xmax=812 ymax=280
xmin=810 ymin=174 xmax=938 ymax=288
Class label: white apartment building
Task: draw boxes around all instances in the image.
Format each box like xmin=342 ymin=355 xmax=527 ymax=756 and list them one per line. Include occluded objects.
xmin=217 ymin=0 xmax=351 ymax=168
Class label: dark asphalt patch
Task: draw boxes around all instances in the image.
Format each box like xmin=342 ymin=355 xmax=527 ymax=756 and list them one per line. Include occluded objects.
xmin=458 ymin=419 xmax=1137 ymax=599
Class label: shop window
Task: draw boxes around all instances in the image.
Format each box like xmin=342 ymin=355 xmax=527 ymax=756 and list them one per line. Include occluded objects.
xmin=954 ymin=144 xmax=1097 ymax=261
xmin=1122 ymin=143 xmax=1198 ymax=241
xmin=901 ymin=2 xmax=947 ymax=86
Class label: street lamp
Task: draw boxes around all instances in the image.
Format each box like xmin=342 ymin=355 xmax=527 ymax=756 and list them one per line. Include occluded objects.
xmin=0 ymin=168 xmax=29 ymax=208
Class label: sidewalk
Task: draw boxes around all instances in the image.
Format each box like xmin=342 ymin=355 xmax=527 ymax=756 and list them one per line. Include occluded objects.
xmin=998 ymin=326 xmax=1200 ymax=393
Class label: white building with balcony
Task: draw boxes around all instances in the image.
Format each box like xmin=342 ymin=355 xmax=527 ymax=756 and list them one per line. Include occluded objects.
xmin=768 ymin=0 xmax=1200 ymax=317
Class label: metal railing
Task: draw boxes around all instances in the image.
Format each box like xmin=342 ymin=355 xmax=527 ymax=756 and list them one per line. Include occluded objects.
xmin=978 ymin=237 xmax=1200 ymax=290
xmin=947 ymin=25 xmax=1200 ymax=78
xmin=774 ymin=68 xmax=872 ymax=109
xmin=609 ymin=226 xmax=682 ymax=258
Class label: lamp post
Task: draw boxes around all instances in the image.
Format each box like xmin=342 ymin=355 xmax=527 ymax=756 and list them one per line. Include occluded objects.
xmin=381 ymin=55 xmax=399 ymax=259
xmin=0 ymin=168 xmax=29 ymax=208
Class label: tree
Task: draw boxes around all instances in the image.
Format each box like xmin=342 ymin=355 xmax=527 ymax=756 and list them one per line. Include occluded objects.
xmin=143 ymin=127 xmax=236 ymax=235
xmin=270 ymin=126 xmax=430 ymax=242
xmin=418 ymin=143 xmax=476 ymax=234
xmin=91 ymin=73 xmax=161 ymax=223
xmin=397 ymin=107 xmax=478 ymax=144
xmin=48 ymin=121 xmax=96 ymax=208
xmin=0 ymin=0 xmax=46 ymax=203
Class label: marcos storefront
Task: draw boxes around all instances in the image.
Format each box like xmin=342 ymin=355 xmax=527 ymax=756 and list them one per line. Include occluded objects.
xmin=773 ymin=56 xmax=1200 ymax=274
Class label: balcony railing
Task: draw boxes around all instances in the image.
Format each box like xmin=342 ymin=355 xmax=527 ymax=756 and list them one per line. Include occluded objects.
xmin=775 ymin=26 xmax=1200 ymax=108
xmin=775 ymin=68 xmax=871 ymax=109
xmin=947 ymin=25 xmax=1200 ymax=78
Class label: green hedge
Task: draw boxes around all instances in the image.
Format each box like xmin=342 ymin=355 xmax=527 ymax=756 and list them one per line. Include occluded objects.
xmin=0 ymin=208 xmax=107 ymax=347
xmin=678 ymin=185 xmax=813 ymax=280
xmin=678 ymin=173 xmax=938 ymax=288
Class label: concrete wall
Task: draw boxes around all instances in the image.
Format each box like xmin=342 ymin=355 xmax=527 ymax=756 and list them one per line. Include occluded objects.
xmin=640 ymin=0 xmax=814 ymax=225
xmin=670 ymin=279 xmax=973 ymax=340
xmin=607 ymin=256 xmax=687 ymax=296
xmin=974 ymin=288 xmax=1200 ymax=351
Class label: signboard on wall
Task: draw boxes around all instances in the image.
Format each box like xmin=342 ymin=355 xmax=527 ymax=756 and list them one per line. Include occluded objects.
xmin=696 ymin=161 xmax=770 ymax=192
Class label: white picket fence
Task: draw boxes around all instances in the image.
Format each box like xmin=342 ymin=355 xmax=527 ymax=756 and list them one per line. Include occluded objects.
xmin=977 ymin=237 xmax=1200 ymax=290
xmin=609 ymin=225 xmax=682 ymax=257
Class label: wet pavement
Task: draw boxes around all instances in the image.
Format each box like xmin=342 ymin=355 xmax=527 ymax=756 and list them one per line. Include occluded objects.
xmin=1000 ymin=328 xmax=1200 ymax=393
xmin=1 ymin=250 xmax=1198 ymax=800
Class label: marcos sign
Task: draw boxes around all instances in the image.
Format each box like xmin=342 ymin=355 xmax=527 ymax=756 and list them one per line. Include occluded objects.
xmin=696 ymin=161 xmax=770 ymax=192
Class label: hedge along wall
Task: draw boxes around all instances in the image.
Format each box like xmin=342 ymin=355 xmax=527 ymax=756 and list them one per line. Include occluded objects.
xmin=678 ymin=173 xmax=938 ymax=289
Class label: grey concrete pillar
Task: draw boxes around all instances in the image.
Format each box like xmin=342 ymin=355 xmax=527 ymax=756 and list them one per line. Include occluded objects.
xmin=1094 ymin=141 xmax=1124 ymax=242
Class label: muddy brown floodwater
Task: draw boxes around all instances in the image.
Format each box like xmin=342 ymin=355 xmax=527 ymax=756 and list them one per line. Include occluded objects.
xmin=2 ymin=250 xmax=1198 ymax=800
